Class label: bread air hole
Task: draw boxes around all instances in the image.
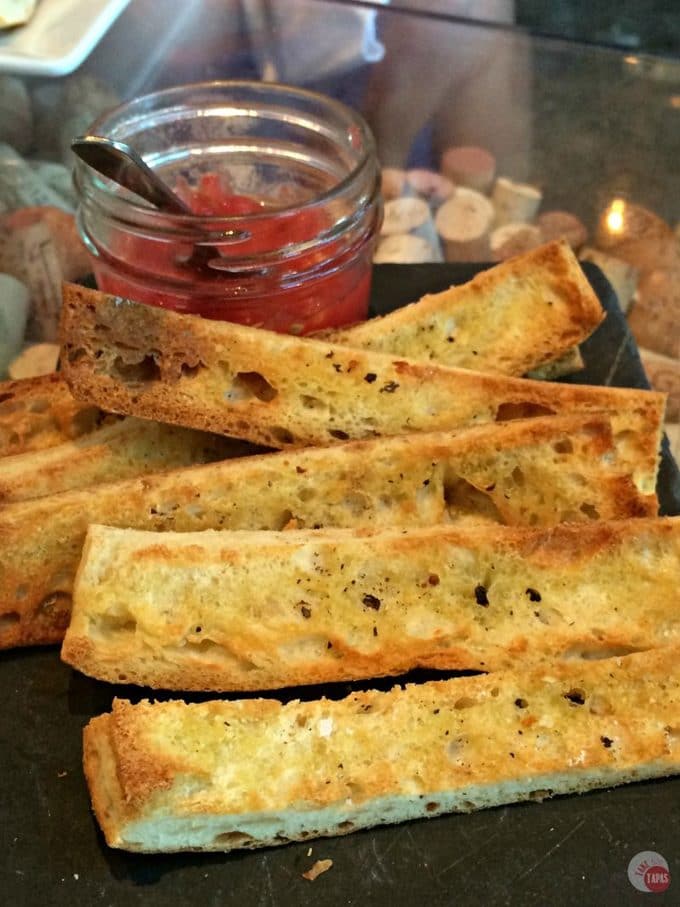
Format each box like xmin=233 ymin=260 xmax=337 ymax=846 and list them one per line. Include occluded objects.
xmin=454 ymin=696 xmax=477 ymax=710
xmin=0 ymin=611 xmax=20 ymax=633
xmin=528 ymin=789 xmax=553 ymax=801
xmin=562 ymin=643 xmax=646 ymax=660
xmin=665 ymin=726 xmax=680 ymax=745
xmin=495 ymin=402 xmax=556 ymax=421
xmin=588 ymin=694 xmax=613 ymax=716
xmin=301 ymin=394 xmax=325 ymax=410
xmin=227 ymin=371 xmax=277 ymax=403
xmin=112 ymin=354 xmax=161 ymax=384
xmin=269 ymin=426 xmax=295 ymax=445
xmin=98 ymin=613 xmax=137 ymax=635
xmin=180 ymin=362 xmax=204 ymax=378
xmin=444 ymin=477 xmax=503 ymax=522
xmin=580 ymin=502 xmax=600 ymax=519
xmin=553 ymin=438 xmax=573 ymax=454
xmin=213 ymin=831 xmax=254 ymax=847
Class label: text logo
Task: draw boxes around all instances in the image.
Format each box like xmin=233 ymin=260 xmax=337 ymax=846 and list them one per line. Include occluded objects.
xmin=627 ymin=851 xmax=671 ymax=893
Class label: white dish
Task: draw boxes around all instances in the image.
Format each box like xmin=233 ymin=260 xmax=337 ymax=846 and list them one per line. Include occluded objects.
xmin=0 ymin=0 xmax=131 ymax=76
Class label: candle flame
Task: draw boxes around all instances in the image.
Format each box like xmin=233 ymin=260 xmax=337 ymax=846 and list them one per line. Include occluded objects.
xmin=606 ymin=199 xmax=626 ymax=235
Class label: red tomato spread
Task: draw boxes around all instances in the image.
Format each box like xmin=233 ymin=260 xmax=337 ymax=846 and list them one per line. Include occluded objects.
xmin=94 ymin=173 xmax=374 ymax=334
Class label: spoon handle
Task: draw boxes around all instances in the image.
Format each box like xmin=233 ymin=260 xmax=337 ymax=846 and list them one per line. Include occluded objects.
xmin=71 ymin=135 xmax=193 ymax=216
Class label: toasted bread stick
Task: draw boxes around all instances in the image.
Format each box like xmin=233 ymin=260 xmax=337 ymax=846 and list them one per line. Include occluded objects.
xmin=63 ymin=518 xmax=680 ymax=691
xmin=83 ymin=647 xmax=680 ymax=852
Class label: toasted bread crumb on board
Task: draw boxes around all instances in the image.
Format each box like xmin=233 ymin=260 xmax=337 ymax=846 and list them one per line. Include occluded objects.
xmin=302 ymin=859 xmax=333 ymax=881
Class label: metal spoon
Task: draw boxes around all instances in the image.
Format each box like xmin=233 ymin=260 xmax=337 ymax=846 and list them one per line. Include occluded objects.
xmin=71 ymin=135 xmax=195 ymax=215
xmin=71 ymin=135 xmax=252 ymax=274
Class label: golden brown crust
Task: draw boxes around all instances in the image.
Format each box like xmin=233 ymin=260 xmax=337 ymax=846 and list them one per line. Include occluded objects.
xmin=0 ymin=417 xmax=246 ymax=504
xmin=62 ymin=517 xmax=680 ymax=691
xmin=58 ymin=284 xmax=665 ymax=485
xmin=0 ymin=416 xmax=657 ymax=649
xmin=0 ymin=372 xmax=106 ymax=458
xmin=331 ymin=241 xmax=605 ymax=375
xmin=82 ymin=647 xmax=680 ymax=852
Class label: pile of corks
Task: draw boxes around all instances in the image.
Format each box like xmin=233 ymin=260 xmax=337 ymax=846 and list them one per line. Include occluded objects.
xmin=376 ymin=145 xmax=680 ymax=462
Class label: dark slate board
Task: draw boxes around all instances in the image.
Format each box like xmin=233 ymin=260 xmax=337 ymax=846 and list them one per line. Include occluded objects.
xmin=1 ymin=264 xmax=678 ymax=907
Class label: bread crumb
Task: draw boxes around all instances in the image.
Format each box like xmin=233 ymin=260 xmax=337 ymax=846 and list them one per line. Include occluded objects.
xmin=57 ymin=770 xmax=68 ymax=778
xmin=307 ymin=847 xmax=313 ymax=857
xmin=318 ymin=718 xmax=333 ymax=737
xmin=302 ymin=858 xmax=333 ymax=881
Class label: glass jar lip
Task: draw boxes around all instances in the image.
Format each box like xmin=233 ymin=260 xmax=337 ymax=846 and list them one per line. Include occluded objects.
xmin=79 ymin=79 xmax=378 ymax=227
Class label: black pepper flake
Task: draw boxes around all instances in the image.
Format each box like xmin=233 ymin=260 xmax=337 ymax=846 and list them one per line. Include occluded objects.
xmin=373 ymin=626 xmax=378 ymax=637
xmin=564 ymin=689 xmax=586 ymax=705
xmin=364 ymin=373 xmax=377 ymax=383
xmin=601 ymin=736 xmax=613 ymax=748
xmin=433 ymin=708 xmax=440 ymax=715
xmin=327 ymin=641 xmax=333 ymax=649
xmin=485 ymin=483 xmax=496 ymax=492
xmin=446 ymin=336 xmax=455 ymax=343
xmin=362 ymin=593 xmax=381 ymax=610
xmin=515 ymin=698 xmax=528 ymax=709
xmin=296 ymin=466 xmax=307 ymax=474
xmin=509 ymin=752 xmax=515 ymax=758
xmin=422 ymin=478 xmax=430 ymax=486
xmin=300 ymin=605 xmax=312 ymax=619
xmin=474 ymin=584 xmax=489 ymax=606
xmin=526 ymin=587 xmax=542 ymax=602
xmin=333 ymin=363 xmax=343 ymax=372
xmin=380 ymin=381 xmax=399 ymax=393
xmin=194 ymin=626 xmax=202 ymax=634
xmin=428 ymin=574 xmax=440 ymax=586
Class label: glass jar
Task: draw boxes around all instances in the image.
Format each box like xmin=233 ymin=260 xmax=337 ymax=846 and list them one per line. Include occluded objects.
xmin=74 ymin=80 xmax=381 ymax=334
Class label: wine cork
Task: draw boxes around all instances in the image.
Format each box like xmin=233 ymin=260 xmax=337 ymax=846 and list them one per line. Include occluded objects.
xmin=628 ymin=268 xmax=680 ymax=359
xmin=0 ymin=274 xmax=29 ymax=377
xmin=538 ymin=211 xmax=588 ymax=250
xmin=57 ymin=75 xmax=120 ymax=164
xmin=3 ymin=207 xmax=90 ymax=281
xmin=491 ymin=177 xmax=542 ymax=226
xmin=596 ymin=200 xmax=672 ymax=251
xmin=638 ymin=347 xmax=680 ymax=422
xmin=381 ymin=197 xmax=432 ymax=236
xmin=0 ymin=220 xmax=63 ymax=342
xmin=405 ymin=169 xmax=455 ymax=208
xmin=0 ymin=76 xmax=33 ymax=154
xmin=490 ymin=223 xmax=542 ymax=261
xmin=8 ymin=343 xmax=60 ymax=381
xmin=579 ymin=247 xmax=639 ymax=314
xmin=29 ymin=161 xmax=77 ymax=210
xmin=374 ymin=233 xmax=441 ymax=264
xmin=0 ymin=143 xmax=71 ymax=213
xmin=595 ymin=200 xmax=678 ymax=273
xmin=435 ymin=187 xmax=494 ymax=262
xmin=380 ymin=168 xmax=407 ymax=201
xmin=440 ymin=146 xmax=496 ymax=194
xmin=665 ymin=422 xmax=680 ymax=464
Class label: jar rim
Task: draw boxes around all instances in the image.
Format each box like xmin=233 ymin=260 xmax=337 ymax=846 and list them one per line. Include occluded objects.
xmin=78 ymin=79 xmax=378 ymax=227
